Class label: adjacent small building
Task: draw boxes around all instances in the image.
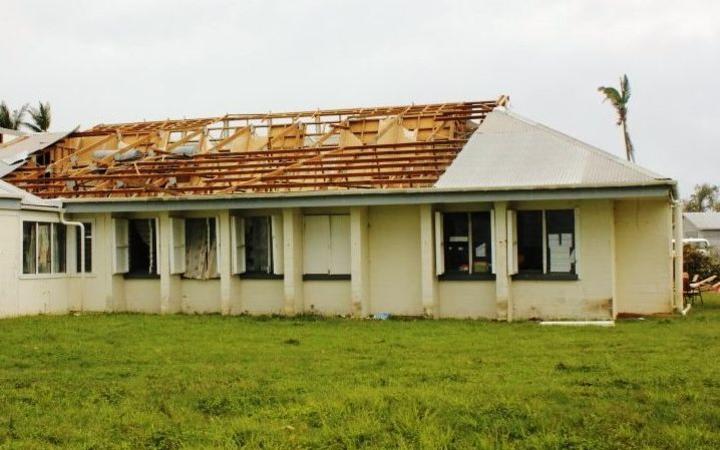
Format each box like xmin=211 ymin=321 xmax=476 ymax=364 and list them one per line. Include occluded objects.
xmin=0 ymin=99 xmax=684 ymax=320
xmin=684 ymin=212 xmax=720 ymax=250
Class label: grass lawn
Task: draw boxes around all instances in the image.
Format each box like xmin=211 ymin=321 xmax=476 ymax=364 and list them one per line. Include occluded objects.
xmin=1 ymin=296 xmax=719 ymax=449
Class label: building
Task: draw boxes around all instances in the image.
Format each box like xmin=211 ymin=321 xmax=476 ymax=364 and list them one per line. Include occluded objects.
xmin=0 ymin=99 xmax=684 ymax=320
xmin=684 ymin=212 xmax=720 ymax=250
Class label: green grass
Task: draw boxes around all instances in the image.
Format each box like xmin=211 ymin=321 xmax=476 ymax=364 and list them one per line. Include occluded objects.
xmin=1 ymin=296 xmax=720 ymax=449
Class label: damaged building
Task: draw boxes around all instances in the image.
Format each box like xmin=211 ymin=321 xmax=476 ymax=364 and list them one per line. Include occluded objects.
xmin=0 ymin=98 xmax=683 ymax=320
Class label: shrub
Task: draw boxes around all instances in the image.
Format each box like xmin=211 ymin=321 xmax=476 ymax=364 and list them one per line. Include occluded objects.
xmin=683 ymin=246 xmax=720 ymax=278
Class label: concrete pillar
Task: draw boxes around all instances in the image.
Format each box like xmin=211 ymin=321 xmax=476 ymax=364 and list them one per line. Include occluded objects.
xmin=100 ymin=213 xmax=126 ymax=312
xmin=159 ymin=212 xmax=181 ymax=314
xmin=350 ymin=206 xmax=370 ymax=317
xmin=419 ymin=204 xmax=438 ymax=318
xmin=610 ymin=202 xmax=618 ymax=319
xmin=673 ymin=201 xmax=684 ymax=312
xmin=283 ymin=208 xmax=303 ymax=315
xmin=218 ymin=210 xmax=233 ymax=315
xmin=494 ymin=201 xmax=512 ymax=321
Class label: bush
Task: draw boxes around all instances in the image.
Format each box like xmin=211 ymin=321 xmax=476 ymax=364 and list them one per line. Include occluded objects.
xmin=683 ymin=246 xmax=720 ymax=278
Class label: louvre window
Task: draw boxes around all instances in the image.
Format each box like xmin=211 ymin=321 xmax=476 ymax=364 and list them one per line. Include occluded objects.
xmin=515 ymin=209 xmax=576 ymax=277
xmin=75 ymin=222 xmax=93 ymax=273
xmin=22 ymin=222 xmax=66 ymax=275
xmin=440 ymin=212 xmax=493 ymax=276
xmin=232 ymin=215 xmax=283 ymax=277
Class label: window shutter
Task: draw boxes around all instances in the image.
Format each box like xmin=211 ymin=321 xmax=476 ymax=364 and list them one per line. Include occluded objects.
xmin=329 ymin=215 xmax=351 ymax=275
xmin=231 ymin=216 xmax=245 ymax=274
xmin=271 ymin=214 xmax=284 ymax=275
xmin=434 ymin=211 xmax=444 ymax=276
xmin=154 ymin=218 xmax=161 ymax=274
xmin=112 ymin=218 xmax=129 ymax=274
xmin=507 ymin=210 xmax=518 ymax=275
xmin=573 ymin=207 xmax=580 ymax=275
xmin=170 ymin=218 xmax=186 ymax=275
xmin=490 ymin=209 xmax=496 ymax=274
xmin=303 ymin=215 xmax=331 ymax=274
xmin=215 ymin=217 xmax=221 ymax=273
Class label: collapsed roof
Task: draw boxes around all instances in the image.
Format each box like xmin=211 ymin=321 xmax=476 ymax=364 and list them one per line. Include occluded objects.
xmin=1 ymin=99 xmax=506 ymax=199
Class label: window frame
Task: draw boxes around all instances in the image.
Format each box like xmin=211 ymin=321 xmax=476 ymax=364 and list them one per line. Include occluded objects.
xmin=124 ymin=218 xmax=160 ymax=279
xmin=302 ymin=214 xmax=351 ymax=280
xmin=74 ymin=221 xmax=94 ymax=274
xmin=20 ymin=221 xmax=68 ymax=278
xmin=180 ymin=216 xmax=220 ymax=280
xmin=233 ymin=214 xmax=284 ymax=280
xmin=512 ymin=208 xmax=579 ymax=281
xmin=437 ymin=211 xmax=495 ymax=281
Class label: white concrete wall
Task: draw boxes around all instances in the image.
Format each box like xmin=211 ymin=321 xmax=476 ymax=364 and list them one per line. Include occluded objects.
xmin=368 ymin=205 xmax=423 ymax=316
xmin=615 ymin=199 xmax=674 ymax=315
xmin=233 ymin=279 xmax=284 ymax=315
xmin=0 ymin=196 xmax=676 ymax=320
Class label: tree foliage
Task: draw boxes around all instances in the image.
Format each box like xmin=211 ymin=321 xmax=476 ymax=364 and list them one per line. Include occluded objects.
xmin=684 ymin=183 xmax=720 ymax=212
xmin=0 ymin=101 xmax=29 ymax=130
xmin=598 ymin=74 xmax=635 ymax=163
xmin=25 ymin=101 xmax=52 ymax=132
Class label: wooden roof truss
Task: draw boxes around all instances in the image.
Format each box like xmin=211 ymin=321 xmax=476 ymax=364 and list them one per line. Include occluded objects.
xmin=4 ymin=97 xmax=507 ymax=198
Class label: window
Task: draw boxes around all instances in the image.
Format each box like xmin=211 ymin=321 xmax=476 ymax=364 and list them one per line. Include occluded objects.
xmin=183 ymin=218 xmax=218 ymax=279
xmin=439 ymin=212 xmax=493 ymax=277
xmin=75 ymin=223 xmax=92 ymax=273
xmin=245 ymin=216 xmax=271 ymax=273
xmin=232 ymin=215 xmax=283 ymax=277
xmin=302 ymin=214 xmax=350 ymax=278
xmin=517 ymin=211 xmax=543 ymax=272
xmin=515 ymin=209 xmax=576 ymax=278
xmin=114 ymin=218 xmax=158 ymax=276
xmin=22 ymin=222 xmax=66 ymax=275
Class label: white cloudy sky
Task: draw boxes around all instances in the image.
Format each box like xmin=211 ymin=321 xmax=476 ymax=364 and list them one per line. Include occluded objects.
xmin=1 ymin=0 xmax=718 ymax=196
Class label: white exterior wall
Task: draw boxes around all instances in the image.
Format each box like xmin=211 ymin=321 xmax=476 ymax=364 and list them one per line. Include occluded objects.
xmin=368 ymin=205 xmax=423 ymax=316
xmin=0 ymin=196 xmax=676 ymax=320
xmin=615 ymin=199 xmax=674 ymax=315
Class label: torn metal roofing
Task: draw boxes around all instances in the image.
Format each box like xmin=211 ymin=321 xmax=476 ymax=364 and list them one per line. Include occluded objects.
xmin=435 ymin=110 xmax=671 ymax=190
xmin=0 ymin=130 xmax=76 ymax=177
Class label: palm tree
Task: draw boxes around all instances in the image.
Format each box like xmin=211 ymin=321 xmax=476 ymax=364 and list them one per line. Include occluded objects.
xmin=25 ymin=101 xmax=52 ymax=132
xmin=0 ymin=102 xmax=29 ymax=130
xmin=598 ymin=75 xmax=635 ymax=162
xmin=684 ymin=183 xmax=720 ymax=212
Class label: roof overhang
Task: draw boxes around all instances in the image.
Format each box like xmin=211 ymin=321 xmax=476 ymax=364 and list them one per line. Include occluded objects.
xmin=61 ymin=181 xmax=675 ymax=213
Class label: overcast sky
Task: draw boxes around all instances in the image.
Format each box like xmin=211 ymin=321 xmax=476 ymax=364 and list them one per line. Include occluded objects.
xmin=1 ymin=0 xmax=718 ymax=196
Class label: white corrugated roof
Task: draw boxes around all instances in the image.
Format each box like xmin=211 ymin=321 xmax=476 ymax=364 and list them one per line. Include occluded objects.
xmin=436 ymin=110 xmax=671 ymax=190
xmin=0 ymin=179 xmax=59 ymax=208
xmin=0 ymin=130 xmax=75 ymax=178
xmin=684 ymin=212 xmax=720 ymax=230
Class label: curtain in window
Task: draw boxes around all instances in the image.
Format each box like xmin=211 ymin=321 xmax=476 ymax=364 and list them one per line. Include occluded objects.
xmin=22 ymin=222 xmax=36 ymax=274
xmin=184 ymin=218 xmax=218 ymax=279
xmin=52 ymin=224 xmax=66 ymax=273
xmin=37 ymin=223 xmax=51 ymax=274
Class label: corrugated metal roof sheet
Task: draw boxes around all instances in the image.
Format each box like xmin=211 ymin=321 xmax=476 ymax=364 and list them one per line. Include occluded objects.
xmin=0 ymin=130 xmax=75 ymax=178
xmin=0 ymin=179 xmax=58 ymax=208
xmin=684 ymin=212 xmax=720 ymax=230
xmin=435 ymin=110 xmax=671 ymax=190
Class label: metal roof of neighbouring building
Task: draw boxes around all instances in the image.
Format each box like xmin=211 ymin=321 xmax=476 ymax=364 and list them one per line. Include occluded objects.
xmin=684 ymin=212 xmax=720 ymax=230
